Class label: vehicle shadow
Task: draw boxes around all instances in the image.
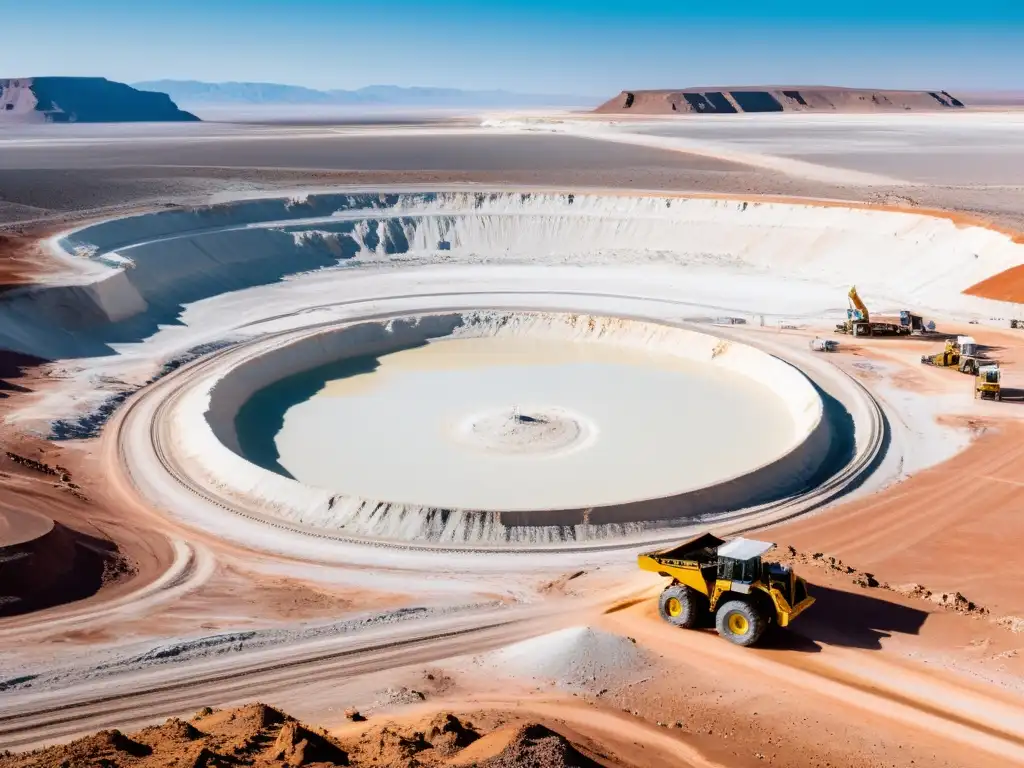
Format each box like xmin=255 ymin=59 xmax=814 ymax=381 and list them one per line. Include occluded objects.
xmin=994 ymin=387 xmax=1024 ymax=403
xmin=761 ymin=584 xmax=929 ymax=653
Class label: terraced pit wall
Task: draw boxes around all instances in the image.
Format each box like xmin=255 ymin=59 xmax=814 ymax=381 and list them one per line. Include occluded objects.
xmin=2 ymin=191 xmax=1022 ymax=364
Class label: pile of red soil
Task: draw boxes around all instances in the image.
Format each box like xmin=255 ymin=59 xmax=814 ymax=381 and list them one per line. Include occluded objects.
xmin=0 ymin=706 xmax=618 ymax=768
xmin=0 ymin=704 xmax=347 ymax=768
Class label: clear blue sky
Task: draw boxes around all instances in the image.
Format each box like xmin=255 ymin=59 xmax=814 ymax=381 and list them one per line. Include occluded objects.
xmin=1 ymin=0 xmax=1021 ymax=94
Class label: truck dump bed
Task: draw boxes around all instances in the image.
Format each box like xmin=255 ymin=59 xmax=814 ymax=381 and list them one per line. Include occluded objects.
xmin=644 ymin=532 xmax=724 ymax=563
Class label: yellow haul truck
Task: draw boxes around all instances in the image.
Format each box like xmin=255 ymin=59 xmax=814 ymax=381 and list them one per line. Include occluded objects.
xmin=975 ymin=365 xmax=1002 ymax=400
xmin=638 ymin=533 xmax=815 ymax=647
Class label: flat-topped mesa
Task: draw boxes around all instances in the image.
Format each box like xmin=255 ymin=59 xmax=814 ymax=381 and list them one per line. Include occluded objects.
xmin=0 ymin=77 xmax=200 ymax=123
xmin=595 ymin=86 xmax=967 ymax=115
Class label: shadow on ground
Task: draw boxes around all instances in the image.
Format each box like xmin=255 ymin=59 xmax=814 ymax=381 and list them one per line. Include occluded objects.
xmin=763 ymin=583 xmax=929 ymax=653
xmin=0 ymin=350 xmax=46 ymax=399
xmin=992 ymin=387 xmax=1024 ymax=403
xmin=0 ymin=523 xmax=128 ymax=618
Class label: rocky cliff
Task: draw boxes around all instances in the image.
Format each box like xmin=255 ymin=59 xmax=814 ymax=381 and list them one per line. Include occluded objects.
xmin=595 ymin=86 xmax=966 ymax=115
xmin=0 ymin=77 xmax=199 ymax=123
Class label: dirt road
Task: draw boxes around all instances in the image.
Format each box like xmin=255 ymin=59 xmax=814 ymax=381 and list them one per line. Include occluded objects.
xmin=0 ymin=603 xmax=571 ymax=751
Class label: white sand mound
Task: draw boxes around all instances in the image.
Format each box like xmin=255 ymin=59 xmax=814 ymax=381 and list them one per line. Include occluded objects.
xmin=479 ymin=626 xmax=653 ymax=690
xmin=458 ymin=406 xmax=592 ymax=456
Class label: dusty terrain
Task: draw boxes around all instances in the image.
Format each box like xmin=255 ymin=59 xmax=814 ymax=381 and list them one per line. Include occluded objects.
xmin=0 ymin=702 xmax=636 ymax=767
xmin=3 ymin=114 xmax=1024 ymax=768
xmin=0 ymin=425 xmax=171 ymax=619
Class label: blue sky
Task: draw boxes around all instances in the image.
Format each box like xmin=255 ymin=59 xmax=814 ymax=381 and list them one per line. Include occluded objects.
xmin=1 ymin=0 xmax=1021 ymax=94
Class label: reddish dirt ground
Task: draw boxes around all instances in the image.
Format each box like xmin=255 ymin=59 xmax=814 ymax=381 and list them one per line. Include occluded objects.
xmin=0 ymin=231 xmax=61 ymax=288
xmin=772 ymin=420 xmax=1024 ymax=616
xmin=771 ymin=324 xmax=1024 ymax=618
xmin=595 ymin=580 xmax=1024 ymax=768
xmin=0 ymin=433 xmax=173 ymax=619
xmin=966 ymin=264 xmax=1024 ymax=303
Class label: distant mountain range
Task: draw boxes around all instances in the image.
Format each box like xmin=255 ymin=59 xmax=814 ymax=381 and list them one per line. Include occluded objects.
xmin=132 ymin=80 xmax=601 ymax=109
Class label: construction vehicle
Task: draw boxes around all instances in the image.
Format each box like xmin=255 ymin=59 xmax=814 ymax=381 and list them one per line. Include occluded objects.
xmin=920 ymin=338 xmax=960 ymax=368
xmin=638 ymin=533 xmax=815 ymax=647
xmin=810 ymin=338 xmax=839 ymax=352
xmin=975 ymin=365 xmax=1002 ymax=400
xmin=959 ymin=357 xmax=984 ymax=375
xmin=835 ymin=286 xmax=924 ymax=337
xmin=835 ymin=286 xmax=871 ymax=336
xmin=953 ymin=336 xmax=992 ymax=374
xmin=899 ymin=310 xmax=928 ymax=334
xmin=920 ymin=335 xmax=988 ymax=374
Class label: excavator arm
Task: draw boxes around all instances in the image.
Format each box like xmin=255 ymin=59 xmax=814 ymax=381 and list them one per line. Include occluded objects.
xmin=848 ymin=286 xmax=869 ymax=323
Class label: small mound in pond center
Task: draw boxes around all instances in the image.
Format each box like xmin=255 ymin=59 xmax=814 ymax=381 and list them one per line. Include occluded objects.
xmin=459 ymin=406 xmax=592 ymax=456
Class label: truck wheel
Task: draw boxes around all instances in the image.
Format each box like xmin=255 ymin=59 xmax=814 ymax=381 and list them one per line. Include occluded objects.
xmin=659 ymin=585 xmax=701 ymax=629
xmin=715 ymin=599 xmax=766 ymax=647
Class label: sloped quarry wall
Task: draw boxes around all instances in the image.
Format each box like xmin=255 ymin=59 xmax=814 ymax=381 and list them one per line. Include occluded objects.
xmin=168 ymin=311 xmax=829 ymax=545
xmin=2 ymin=191 xmax=1021 ymax=366
xmin=595 ymin=87 xmax=966 ymax=114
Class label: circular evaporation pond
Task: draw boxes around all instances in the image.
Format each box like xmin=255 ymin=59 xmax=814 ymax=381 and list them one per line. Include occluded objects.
xmin=234 ymin=335 xmax=797 ymax=510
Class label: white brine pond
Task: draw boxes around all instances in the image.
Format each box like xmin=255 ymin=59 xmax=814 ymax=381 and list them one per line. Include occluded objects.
xmin=237 ymin=336 xmax=796 ymax=511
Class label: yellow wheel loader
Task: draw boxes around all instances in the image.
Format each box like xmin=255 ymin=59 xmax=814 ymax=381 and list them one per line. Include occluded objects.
xmin=638 ymin=533 xmax=815 ymax=647
xmin=920 ymin=338 xmax=960 ymax=368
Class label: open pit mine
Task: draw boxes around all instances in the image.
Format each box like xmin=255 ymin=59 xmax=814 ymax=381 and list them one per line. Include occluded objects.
xmin=5 ymin=188 xmax=1023 ymax=552
xmin=3 ymin=186 xmax=1024 ymax=768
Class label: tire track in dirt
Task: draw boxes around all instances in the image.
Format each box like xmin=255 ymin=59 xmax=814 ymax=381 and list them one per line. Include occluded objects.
xmin=598 ymin=600 xmax=1024 ymax=763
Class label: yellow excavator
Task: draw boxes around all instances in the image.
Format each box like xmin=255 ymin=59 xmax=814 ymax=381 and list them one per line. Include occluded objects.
xmin=638 ymin=533 xmax=815 ymax=647
xmin=835 ymin=286 xmax=871 ymax=336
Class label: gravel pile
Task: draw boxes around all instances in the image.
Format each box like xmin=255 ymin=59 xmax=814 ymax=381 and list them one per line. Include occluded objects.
xmin=480 ymin=626 xmax=653 ymax=691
